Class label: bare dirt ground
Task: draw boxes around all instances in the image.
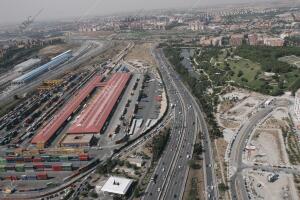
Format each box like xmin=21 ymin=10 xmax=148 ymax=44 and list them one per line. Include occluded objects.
xmin=249 ymin=129 xmax=289 ymax=166
xmin=247 ymin=107 xmax=290 ymax=166
xmin=217 ymin=88 xmax=267 ymax=130
xmin=125 ymin=43 xmax=156 ymax=66
xmin=244 ymin=170 xmax=299 ymax=200
xmin=38 ymin=44 xmax=75 ymax=58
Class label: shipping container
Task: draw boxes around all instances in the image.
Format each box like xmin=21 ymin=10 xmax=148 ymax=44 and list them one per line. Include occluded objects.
xmin=34 ymin=163 xmax=44 ymax=169
xmin=37 ymin=172 xmax=48 ymax=180
xmin=41 ymin=155 xmax=51 ymax=162
xmin=52 ymin=164 xmax=62 ymax=171
xmin=15 ymin=157 xmax=24 ymax=163
xmin=27 ymin=175 xmax=36 ymax=180
xmin=68 ymin=156 xmax=79 ymax=161
xmin=0 ymin=165 xmax=5 ymax=172
xmin=33 ymin=157 xmax=43 ymax=162
xmin=24 ymin=156 xmax=32 ymax=162
xmin=50 ymin=157 xmax=60 ymax=162
xmin=61 ymin=163 xmax=73 ymax=171
xmin=79 ymin=156 xmax=89 ymax=161
xmin=6 ymin=156 xmax=15 ymax=163
xmin=5 ymin=165 xmax=15 ymax=171
xmin=21 ymin=175 xmax=27 ymax=180
xmin=5 ymin=149 xmax=15 ymax=156
xmin=44 ymin=163 xmax=52 ymax=169
xmin=15 ymin=164 xmax=25 ymax=172
xmin=79 ymin=153 xmax=89 ymax=157
xmin=0 ymin=157 xmax=6 ymax=164
xmin=59 ymin=155 xmax=69 ymax=161
xmin=25 ymin=165 xmax=33 ymax=170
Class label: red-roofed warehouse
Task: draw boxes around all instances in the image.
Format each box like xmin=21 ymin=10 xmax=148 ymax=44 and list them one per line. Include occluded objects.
xmin=67 ymin=73 xmax=131 ymax=134
xmin=31 ymin=75 xmax=103 ymax=147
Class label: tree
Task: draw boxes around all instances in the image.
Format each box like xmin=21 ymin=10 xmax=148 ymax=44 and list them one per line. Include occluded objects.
xmin=81 ymin=191 xmax=88 ymax=197
xmin=237 ymin=70 xmax=243 ymax=77
xmin=218 ymin=183 xmax=229 ymax=192
xmin=134 ymin=186 xmax=141 ymax=198
xmin=13 ymin=95 xmax=20 ymax=100
xmin=194 ymin=143 xmax=203 ymax=155
xmin=89 ymin=191 xmax=98 ymax=198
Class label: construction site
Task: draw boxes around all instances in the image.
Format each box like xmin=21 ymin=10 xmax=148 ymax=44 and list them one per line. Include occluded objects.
xmin=215 ymin=86 xmax=300 ymax=200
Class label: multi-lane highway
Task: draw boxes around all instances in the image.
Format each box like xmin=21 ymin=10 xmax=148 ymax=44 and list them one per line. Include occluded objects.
xmin=229 ymin=107 xmax=273 ymax=200
xmin=143 ymin=47 xmax=218 ymax=200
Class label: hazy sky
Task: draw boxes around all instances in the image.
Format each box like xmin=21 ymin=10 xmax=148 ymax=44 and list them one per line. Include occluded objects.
xmin=0 ymin=0 xmax=271 ymax=25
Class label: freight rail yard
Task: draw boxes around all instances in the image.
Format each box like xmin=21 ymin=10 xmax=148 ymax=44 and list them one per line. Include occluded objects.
xmin=0 ymin=40 xmax=166 ymax=199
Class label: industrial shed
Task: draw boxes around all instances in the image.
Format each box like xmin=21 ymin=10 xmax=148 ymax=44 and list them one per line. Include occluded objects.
xmin=67 ymin=73 xmax=131 ymax=134
xmin=31 ymin=75 xmax=103 ymax=148
xmin=98 ymin=176 xmax=134 ymax=196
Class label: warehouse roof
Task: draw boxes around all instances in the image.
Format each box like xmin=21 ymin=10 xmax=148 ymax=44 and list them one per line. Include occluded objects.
xmin=61 ymin=134 xmax=94 ymax=145
xmin=67 ymin=73 xmax=131 ymax=134
xmin=31 ymin=75 xmax=103 ymax=145
xmin=101 ymin=176 xmax=134 ymax=195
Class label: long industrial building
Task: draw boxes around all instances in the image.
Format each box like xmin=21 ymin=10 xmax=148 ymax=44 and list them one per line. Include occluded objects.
xmin=14 ymin=58 xmax=41 ymax=73
xmin=67 ymin=73 xmax=131 ymax=134
xmin=12 ymin=50 xmax=72 ymax=84
xmin=31 ymin=75 xmax=103 ymax=148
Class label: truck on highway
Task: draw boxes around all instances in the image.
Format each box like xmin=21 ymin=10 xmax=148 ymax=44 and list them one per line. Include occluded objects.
xmin=151 ymin=174 xmax=158 ymax=183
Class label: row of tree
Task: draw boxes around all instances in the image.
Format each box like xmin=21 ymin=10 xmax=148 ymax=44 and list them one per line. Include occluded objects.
xmin=163 ymin=47 xmax=222 ymax=138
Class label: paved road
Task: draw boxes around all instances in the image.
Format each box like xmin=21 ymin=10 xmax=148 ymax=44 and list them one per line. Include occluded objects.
xmin=229 ymin=108 xmax=273 ymax=200
xmin=143 ymin=47 xmax=218 ymax=200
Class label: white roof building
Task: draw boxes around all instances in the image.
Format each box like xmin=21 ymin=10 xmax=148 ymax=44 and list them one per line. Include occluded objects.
xmin=100 ymin=176 xmax=134 ymax=195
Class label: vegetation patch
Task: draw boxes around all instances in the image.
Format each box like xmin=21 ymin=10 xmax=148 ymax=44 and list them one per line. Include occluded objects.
xmin=195 ymin=45 xmax=300 ymax=96
xmin=164 ymin=47 xmax=222 ymax=138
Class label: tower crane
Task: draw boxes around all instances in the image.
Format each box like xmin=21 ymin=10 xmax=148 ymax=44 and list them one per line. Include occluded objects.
xmin=18 ymin=9 xmax=43 ymax=33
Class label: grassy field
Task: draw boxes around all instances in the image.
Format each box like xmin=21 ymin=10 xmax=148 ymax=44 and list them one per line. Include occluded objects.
xmin=203 ymin=46 xmax=300 ymax=95
xmin=227 ymin=58 xmax=264 ymax=89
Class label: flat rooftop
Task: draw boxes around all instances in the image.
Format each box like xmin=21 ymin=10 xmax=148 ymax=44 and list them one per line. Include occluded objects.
xmin=101 ymin=176 xmax=134 ymax=195
xmin=61 ymin=134 xmax=94 ymax=145
xmin=67 ymin=73 xmax=131 ymax=134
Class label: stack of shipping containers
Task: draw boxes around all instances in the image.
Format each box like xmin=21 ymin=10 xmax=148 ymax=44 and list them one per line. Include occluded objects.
xmin=79 ymin=153 xmax=89 ymax=161
xmin=15 ymin=164 xmax=25 ymax=172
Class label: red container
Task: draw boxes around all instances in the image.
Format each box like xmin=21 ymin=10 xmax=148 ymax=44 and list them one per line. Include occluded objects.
xmin=37 ymin=172 xmax=48 ymax=180
xmin=79 ymin=153 xmax=88 ymax=157
xmin=52 ymin=164 xmax=62 ymax=171
xmin=33 ymin=157 xmax=43 ymax=162
xmin=11 ymin=176 xmax=17 ymax=180
xmin=79 ymin=156 xmax=88 ymax=161
xmin=34 ymin=163 xmax=44 ymax=169
xmin=6 ymin=156 xmax=15 ymax=161
xmin=5 ymin=176 xmax=12 ymax=180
